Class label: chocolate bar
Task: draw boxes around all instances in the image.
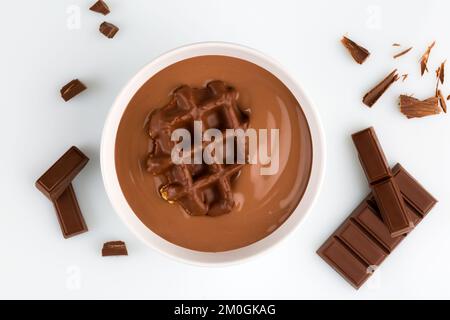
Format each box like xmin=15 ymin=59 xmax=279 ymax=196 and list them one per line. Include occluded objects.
xmin=352 ymin=127 xmax=413 ymax=236
xmin=36 ymin=146 xmax=89 ymax=238
xmin=317 ymin=164 xmax=437 ymax=289
xmin=36 ymin=146 xmax=89 ymax=200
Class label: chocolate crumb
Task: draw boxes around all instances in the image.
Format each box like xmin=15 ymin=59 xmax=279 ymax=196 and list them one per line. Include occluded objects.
xmin=99 ymin=22 xmax=119 ymax=38
xmin=89 ymin=0 xmax=110 ymax=15
xmin=420 ymin=41 xmax=436 ymax=76
xmin=60 ymin=79 xmax=86 ymax=102
xmin=341 ymin=36 xmax=370 ymax=64
xmin=392 ymin=43 xmax=401 ymax=47
xmin=102 ymin=241 xmax=128 ymax=256
xmin=399 ymin=94 xmax=441 ymax=118
xmin=402 ymin=74 xmax=408 ymax=82
xmin=393 ymin=47 xmax=413 ymax=59
xmin=437 ymin=90 xmax=447 ymax=113
xmin=363 ymin=69 xmax=399 ymax=107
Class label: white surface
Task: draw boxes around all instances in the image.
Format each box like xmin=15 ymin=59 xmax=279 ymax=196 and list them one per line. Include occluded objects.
xmin=101 ymin=42 xmax=325 ymax=266
xmin=0 ymin=0 xmax=449 ymax=299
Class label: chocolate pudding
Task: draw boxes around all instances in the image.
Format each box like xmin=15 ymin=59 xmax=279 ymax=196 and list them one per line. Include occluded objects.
xmin=115 ymin=55 xmax=313 ymax=252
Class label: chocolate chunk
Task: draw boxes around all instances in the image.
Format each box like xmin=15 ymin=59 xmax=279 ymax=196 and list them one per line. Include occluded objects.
xmin=102 ymin=241 xmax=128 ymax=256
xmin=99 ymin=22 xmax=119 ymax=38
xmin=60 ymin=79 xmax=86 ymax=102
xmin=53 ymin=184 xmax=88 ymax=238
xmin=89 ymin=0 xmax=110 ymax=15
xmin=437 ymin=90 xmax=447 ymax=113
xmin=352 ymin=127 xmax=413 ymax=236
xmin=351 ymin=127 xmax=390 ymax=184
xmin=393 ymin=46 xmax=412 ymax=59
xmin=36 ymin=146 xmax=89 ymax=201
xmin=317 ymin=164 xmax=437 ymax=289
xmin=36 ymin=146 xmax=89 ymax=238
xmin=363 ymin=69 xmax=399 ymax=107
xmin=399 ymin=95 xmax=441 ymax=118
xmin=341 ymin=36 xmax=370 ymax=64
xmin=420 ymin=41 xmax=435 ymax=76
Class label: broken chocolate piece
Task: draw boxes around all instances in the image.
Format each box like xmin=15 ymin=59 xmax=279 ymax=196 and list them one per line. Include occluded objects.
xmin=363 ymin=69 xmax=399 ymax=107
xmin=341 ymin=36 xmax=370 ymax=64
xmin=102 ymin=241 xmax=128 ymax=256
xmin=352 ymin=127 xmax=413 ymax=237
xmin=36 ymin=146 xmax=89 ymax=200
xmin=99 ymin=22 xmax=119 ymax=38
xmin=420 ymin=41 xmax=436 ymax=75
xmin=53 ymin=184 xmax=88 ymax=238
xmin=399 ymin=95 xmax=441 ymax=118
xmin=437 ymin=90 xmax=447 ymax=113
xmin=60 ymin=79 xmax=86 ymax=102
xmin=393 ymin=47 xmax=412 ymax=59
xmin=89 ymin=0 xmax=110 ymax=15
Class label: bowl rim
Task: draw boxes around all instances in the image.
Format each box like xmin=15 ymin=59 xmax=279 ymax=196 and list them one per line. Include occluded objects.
xmin=100 ymin=41 xmax=326 ymax=266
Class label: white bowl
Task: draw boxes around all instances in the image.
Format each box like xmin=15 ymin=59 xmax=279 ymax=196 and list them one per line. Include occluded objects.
xmin=100 ymin=42 xmax=326 ymax=266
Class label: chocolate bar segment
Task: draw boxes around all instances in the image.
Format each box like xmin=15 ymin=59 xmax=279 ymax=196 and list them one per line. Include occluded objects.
xmin=60 ymin=79 xmax=86 ymax=102
xmin=102 ymin=241 xmax=128 ymax=256
xmin=36 ymin=146 xmax=89 ymax=200
xmin=53 ymin=184 xmax=88 ymax=238
xmin=318 ymin=237 xmax=371 ymax=289
xmin=99 ymin=22 xmax=119 ymax=38
xmin=392 ymin=163 xmax=437 ymax=216
xmin=318 ymin=164 xmax=437 ymax=289
xmin=372 ymin=178 xmax=413 ymax=237
xmin=352 ymin=127 xmax=391 ymax=184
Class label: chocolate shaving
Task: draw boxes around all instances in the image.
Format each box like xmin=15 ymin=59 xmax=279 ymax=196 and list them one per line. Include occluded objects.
xmin=363 ymin=69 xmax=399 ymax=107
xmin=60 ymin=79 xmax=86 ymax=102
xmin=393 ymin=47 xmax=412 ymax=59
xmin=447 ymin=94 xmax=450 ymax=101
xmin=420 ymin=41 xmax=436 ymax=76
xmin=402 ymin=74 xmax=408 ymax=82
xmin=392 ymin=43 xmax=401 ymax=47
xmin=102 ymin=241 xmax=128 ymax=256
xmin=341 ymin=36 xmax=370 ymax=64
xmin=99 ymin=22 xmax=119 ymax=38
xmin=89 ymin=0 xmax=110 ymax=15
xmin=399 ymin=95 xmax=441 ymax=118
xmin=437 ymin=90 xmax=447 ymax=113
xmin=436 ymin=60 xmax=446 ymax=85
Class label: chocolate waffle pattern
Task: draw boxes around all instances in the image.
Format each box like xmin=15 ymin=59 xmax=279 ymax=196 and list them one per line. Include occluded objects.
xmin=146 ymin=81 xmax=250 ymax=216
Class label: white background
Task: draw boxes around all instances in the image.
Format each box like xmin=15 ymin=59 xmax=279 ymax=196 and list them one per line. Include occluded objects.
xmin=1 ymin=0 xmax=449 ymax=299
